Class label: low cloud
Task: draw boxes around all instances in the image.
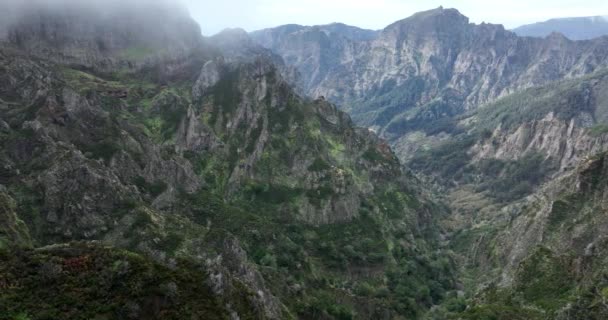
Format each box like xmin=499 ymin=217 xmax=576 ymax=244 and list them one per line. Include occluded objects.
xmin=0 ymin=0 xmax=192 ymax=40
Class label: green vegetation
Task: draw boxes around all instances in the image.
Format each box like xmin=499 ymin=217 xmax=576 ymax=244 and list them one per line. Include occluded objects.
xmin=515 ymin=247 xmax=574 ymax=310
xmin=1 ymin=50 xmax=459 ymax=319
xmin=547 ymin=195 xmax=583 ymax=231
xmin=80 ymin=142 xmax=120 ymax=163
xmin=132 ymin=176 xmax=168 ymax=198
xmin=362 ymin=147 xmax=387 ymax=162
xmin=455 ymin=247 xmax=578 ymax=319
xmin=0 ymin=244 xmax=229 ymax=320
xmin=477 ymin=153 xmax=556 ymax=202
xmin=475 ymin=71 xmax=608 ymax=132
xmin=308 ymin=158 xmax=332 ymax=171
xmin=410 ymin=135 xmax=476 ymax=181
xmin=176 ymin=186 xmax=455 ymax=318
xmin=61 ymin=68 xmax=123 ymax=94
xmin=589 ymin=124 xmax=608 ymax=137
xmin=411 ymin=135 xmax=555 ymax=202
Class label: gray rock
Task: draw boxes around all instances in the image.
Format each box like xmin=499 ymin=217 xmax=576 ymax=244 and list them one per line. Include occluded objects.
xmin=192 ymin=60 xmax=222 ymax=101
xmin=251 ymin=7 xmax=608 ymax=164
xmin=0 ymin=120 xmax=9 ymax=133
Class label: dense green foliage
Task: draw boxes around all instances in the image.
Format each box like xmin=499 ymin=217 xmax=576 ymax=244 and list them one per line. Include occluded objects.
xmin=0 ymin=244 xmax=229 ymax=320
xmin=178 ymin=188 xmax=455 ymax=318
xmin=0 ymin=40 xmax=462 ymax=319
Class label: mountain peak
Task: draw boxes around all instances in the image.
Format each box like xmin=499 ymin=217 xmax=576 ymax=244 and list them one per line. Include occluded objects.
xmin=212 ymin=28 xmax=251 ymax=43
xmin=381 ymin=7 xmax=470 ymax=43
xmin=384 ymin=7 xmax=469 ymax=31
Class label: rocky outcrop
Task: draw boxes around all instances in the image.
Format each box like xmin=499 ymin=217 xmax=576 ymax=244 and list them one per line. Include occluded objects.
xmin=251 ymin=7 xmax=608 ymax=162
xmin=203 ymin=236 xmax=285 ymax=319
xmin=0 ymin=5 xmax=455 ymax=318
xmin=184 ymin=56 xmax=417 ymax=225
xmin=471 ymin=112 xmax=608 ymax=172
xmin=457 ymin=151 xmax=608 ymax=318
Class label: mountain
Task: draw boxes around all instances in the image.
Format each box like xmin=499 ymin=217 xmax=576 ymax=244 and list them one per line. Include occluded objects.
xmin=250 ymin=23 xmax=375 ymax=95
xmin=514 ymin=16 xmax=608 ymax=40
xmin=5 ymin=2 xmax=608 ymax=319
xmin=0 ymin=243 xmax=233 ymax=319
xmin=250 ymin=7 xmax=608 ymax=162
xmin=0 ymin=1 xmax=456 ymax=319
xmin=252 ymin=6 xmax=608 ymax=319
xmin=458 ymin=150 xmax=608 ymax=319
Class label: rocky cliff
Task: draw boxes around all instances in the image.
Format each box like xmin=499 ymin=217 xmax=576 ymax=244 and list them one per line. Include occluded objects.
xmin=455 ymin=151 xmax=608 ymax=319
xmin=251 ymin=7 xmax=608 ymax=159
xmin=408 ymin=60 xmax=608 ymax=320
xmin=251 ymin=7 xmax=608 ymax=318
xmin=0 ymin=2 xmax=456 ymax=319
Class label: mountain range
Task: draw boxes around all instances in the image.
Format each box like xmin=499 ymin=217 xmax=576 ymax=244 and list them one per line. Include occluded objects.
xmin=514 ymin=16 xmax=608 ymax=40
xmin=2 ymin=2 xmax=608 ymax=319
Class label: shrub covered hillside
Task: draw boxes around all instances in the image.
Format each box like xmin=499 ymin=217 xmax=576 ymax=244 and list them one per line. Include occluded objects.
xmin=0 ymin=243 xmax=232 ymax=320
xmin=408 ymin=69 xmax=608 ymax=318
xmin=455 ymin=151 xmax=608 ymax=319
xmin=0 ymin=2 xmax=456 ymax=318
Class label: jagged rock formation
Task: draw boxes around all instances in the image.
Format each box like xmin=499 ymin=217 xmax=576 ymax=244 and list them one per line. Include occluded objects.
xmin=252 ymin=6 xmax=608 ymax=318
xmin=0 ymin=2 xmax=456 ymax=319
xmin=7 ymin=1 xmax=608 ymax=318
xmin=251 ymin=7 xmax=608 ymax=160
xmin=411 ymin=69 xmax=608 ymax=184
xmin=408 ymin=49 xmax=608 ymax=320
xmin=457 ymin=152 xmax=608 ymax=319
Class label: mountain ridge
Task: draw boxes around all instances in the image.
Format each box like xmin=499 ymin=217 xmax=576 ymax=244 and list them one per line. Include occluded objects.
xmin=251 ymin=6 xmax=608 ymax=319
xmin=514 ymin=15 xmax=608 ymax=40
xmin=4 ymin=2 xmax=608 ymax=319
xmin=250 ymin=7 xmax=608 ymax=161
xmin=0 ymin=2 xmax=458 ymax=318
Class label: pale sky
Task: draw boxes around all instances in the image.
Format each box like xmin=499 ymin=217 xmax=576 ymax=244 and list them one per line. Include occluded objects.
xmin=182 ymin=0 xmax=608 ymax=35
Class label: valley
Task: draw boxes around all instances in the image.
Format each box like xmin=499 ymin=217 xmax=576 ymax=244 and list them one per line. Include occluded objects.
xmin=0 ymin=2 xmax=607 ymax=320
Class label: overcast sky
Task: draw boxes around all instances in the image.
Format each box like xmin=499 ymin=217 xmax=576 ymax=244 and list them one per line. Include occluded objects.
xmin=182 ymin=0 xmax=608 ymax=35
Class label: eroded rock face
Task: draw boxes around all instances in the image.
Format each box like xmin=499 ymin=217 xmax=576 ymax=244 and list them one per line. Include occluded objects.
xmin=251 ymin=7 xmax=608 ymax=159
xmin=184 ymin=57 xmax=416 ymax=225
xmin=203 ymin=237 xmax=284 ymax=320
xmin=192 ymin=60 xmax=223 ymax=101
xmin=0 ymin=10 xmax=452 ymax=316
xmin=471 ymin=112 xmax=608 ymax=172
xmin=486 ymin=152 xmax=608 ymax=297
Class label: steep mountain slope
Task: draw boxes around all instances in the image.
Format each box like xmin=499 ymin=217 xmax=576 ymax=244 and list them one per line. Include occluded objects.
xmin=0 ymin=2 xmax=456 ymax=319
xmin=411 ymin=69 xmax=608 ymax=190
xmin=409 ymin=68 xmax=608 ymax=319
xmin=0 ymin=243 xmax=232 ymax=320
xmin=251 ymin=7 xmax=608 ymax=162
xmin=455 ymin=151 xmax=608 ymax=319
xmin=250 ymin=24 xmax=368 ymax=96
xmin=514 ymin=16 xmax=608 ymax=40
